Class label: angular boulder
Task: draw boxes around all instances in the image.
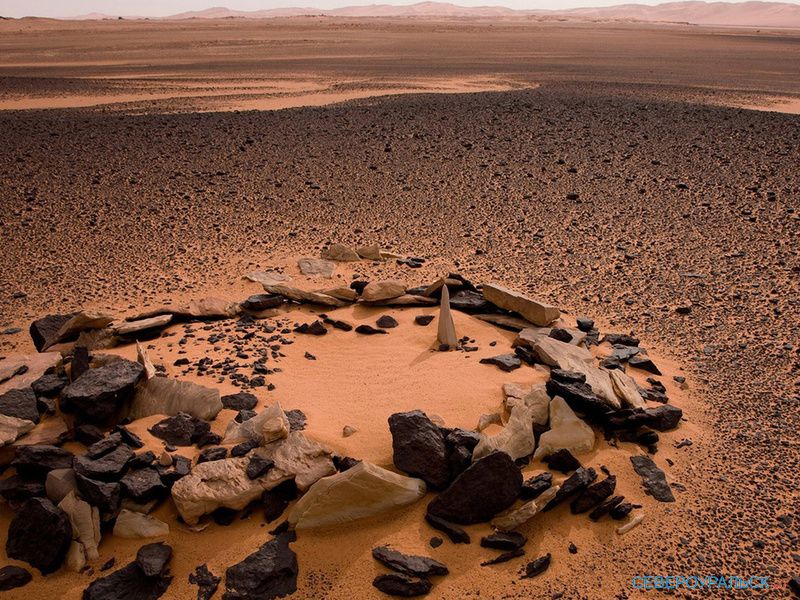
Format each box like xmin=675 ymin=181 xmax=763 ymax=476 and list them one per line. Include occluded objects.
xmin=61 ymin=359 xmax=145 ymax=423
xmin=83 ymin=542 xmax=173 ymax=600
xmin=131 ymin=377 xmax=222 ymax=421
xmin=0 ymin=387 xmax=40 ymax=424
xmin=388 ymin=410 xmax=450 ymax=490
xmin=29 ymin=313 xmax=75 ymax=352
xmin=630 ymin=456 xmax=675 ymax=502
xmin=481 ymin=283 xmax=559 ymax=326
xmin=0 ymin=413 xmax=35 ymax=446
xmin=113 ymin=509 xmax=170 ymax=538
xmin=223 ymin=402 xmax=289 ymax=445
xmin=6 ymin=497 xmax=72 ymax=574
xmin=532 ymin=397 xmax=595 ymax=460
xmin=223 ymin=535 xmax=298 ymax=600
xmin=361 ymin=280 xmax=406 ymax=302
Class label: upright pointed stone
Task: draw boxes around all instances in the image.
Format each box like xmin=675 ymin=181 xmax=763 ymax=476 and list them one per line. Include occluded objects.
xmin=437 ymin=284 xmax=458 ymax=350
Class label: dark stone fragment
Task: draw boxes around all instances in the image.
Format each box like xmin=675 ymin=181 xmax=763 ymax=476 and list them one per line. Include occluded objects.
xmin=568 ymin=542 xmax=578 ymax=554
xmin=223 ymin=534 xmax=298 ymax=600
xmin=75 ymin=423 xmax=106 ymax=445
xmin=427 ymin=451 xmax=522 ymax=525
xmin=610 ymin=502 xmax=633 ymax=520
xmin=235 ymin=409 xmax=257 ymax=423
xmin=29 ymin=313 xmax=73 ymax=352
xmin=285 ymin=409 xmax=306 ymax=431
xmin=576 ymin=317 xmax=594 ymax=332
xmin=546 ymin=377 xmax=611 ymax=421
xmin=481 ymin=532 xmax=527 ymax=551
xmin=148 ymin=413 xmax=210 ymax=447
xmin=549 ymin=328 xmax=573 ymax=343
xmin=198 ymin=447 xmax=228 ymax=464
xmin=31 ymin=372 xmax=68 ymax=398
xmin=86 ymin=432 xmax=122 ymax=458
xmin=514 ymin=346 xmax=537 ymax=365
xmin=389 ymin=410 xmax=450 ymax=490
xmin=0 ymin=476 xmax=45 ymax=503
xmin=75 ymin=473 xmax=121 ymax=518
xmin=72 ymin=347 xmax=91 ymax=380
xmin=350 ymin=280 xmax=369 ymax=295
xmin=372 ymin=573 xmax=432 ymax=597
xmin=543 ymin=467 xmax=597 ymax=512
xmin=100 ymin=558 xmax=116 ymax=571
xmin=601 ymin=333 xmax=640 ymax=346
xmin=589 ymin=495 xmax=625 ymax=521
xmin=6 ymin=498 xmax=72 ymax=575
xmin=83 ymin=555 xmax=173 ymax=600
xmin=189 ymin=564 xmax=221 ymax=600
xmin=355 ymin=324 xmax=387 ymax=335
xmin=522 ymin=553 xmax=551 ymax=578
xmin=261 ymin=480 xmax=297 ymax=523
xmin=120 ymin=468 xmax=167 ymax=504
xmin=481 ymin=548 xmax=525 ymax=566
xmin=114 ymin=426 xmax=145 ymax=448
xmin=0 ymin=387 xmax=40 ymax=423
xmin=479 ymin=354 xmax=521 ymax=372
xmin=212 ymin=507 xmax=238 ymax=526
xmin=424 ymin=513 xmax=471 ymax=544
xmin=241 ymin=295 xmax=283 ymax=311
xmin=630 ymin=456 xmax=674 ymax=502
xmin=606 ymin=405 xmax=682 ymax=432
xmin=570 ymin=476 xmax=616 ymax=514
xmin=414 ymin=315 xmax=434 ymax=326
xmin=550 ymin=369 xmax=586 ymax=384
xmin=429 ymin=537 xmax=443 ymax=548
xmin=0 ymin=565 xmax=32 ymax=591
xmin=74 ymin=444 xmax=134 ymax=481
xmin=333 ymin=455 xmax=361 ymax=472
xmin=61 ymin=360 xmax=145 ymax=423
xmin=376 ymin=315 xmax=399 ymax=329
xmin=628 ymin=355 xmax=662 ymax=375
xmin=136 ymin=542 xmax=172 ymax=577
xmin=12 ymin=444 xmax=74 ymax=476
xmin=543 ymin=449 xmax=581 ymax=474
xmin=372 ymin=546 xmax=448 ymax=578
xmin=130 ymin=451 xmax=157 ymax=469
xmin=787 ymin=576 xmax=800 ymax=597
xmin=520 ymin=472 xmax=553 ymax=500
xmin=246 ymin=455 xmax=274 ymax=480
xmin=449 ymin=290 xmax=489 ymax=313
xmin=294 ymin=321 xmax=327 ymax=336
xmin=231 ymin=439 xmax=260 ymax=457
xmin=323 ymin=318 xmax=353 ymax=331
xmin=156 ymin=455 xmax=191 ymax=489
xmin=221 ymin=392 xmax=258 ymax=411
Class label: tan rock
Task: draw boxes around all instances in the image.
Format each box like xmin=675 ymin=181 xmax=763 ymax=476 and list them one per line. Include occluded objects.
xmin=113 ymin=509 xmax=169 ymax=538
xmin=130 ymin=376 xmax=222 ymax=421
xmin=263 ymin=284 xmax=346 ymax=308
xmin=437 ymin=284 xmax=458 ymax=350
xmin=255 ymin=431 xmax=336 ymax=491
xmin=179 ymin=297 xmax=239 ymax=319
xmin=321 ymin=243 xmax=360 ymax=261
xmin=223 ymin=402 xmax=289 ymax=445
xmin=422 ymin=278 xmax=461 ymax=298
xmin=356 ymin=245 xmax=383 ymax=261
xmin=473 ymin=403 xmax=535 ymax=461
xmin=342 ymin=425 xmax=358 ymax=437
xmin=609 ymin=369 xmax=646 ymax=409
xmin=65 ymin=540 xmax=86 ymax=572
xmin=533 ymin=396 xmax=595 ymax=460
xmin=320 ymin=287 xmax=358 ymax=302
xmin=288 ymin=461 xmax=426 ymax=529
xmin=504 ymin=383 xmax=549 ymax=426
xmin=617 ymin=513 xmax=645 ymax=535
xmin=298 ymin=258 xmax=336 ymax=278
xmin=116 ymin=314 xmax=173 ymax=337
xmin=46 ymin=311 xmax=115 ymax=350
xmin=360 ymin=280 xmax=406 ymax=302
xmin=244 ymin=270 xmax=291 ymax=286
xmin=159 ymin=451 xmax=173 ymax=467
xmin=492 ymin=485 xmax=560 ymax=531
xmin=46 ymin=468 xmax=77 ymax=503
xmin=59 ymin=491 xmax=101 ymax=561
xmin=0 ymin=352 xmax=61 ymax=395
xmin=474 ymin=313 xmax=535 ymax=332
xmin=482 ymin=283 xmax=560 ymax=326
xmin=477 ymin=412 xmax=502 ymax=431
xmin=136 ymin=341 xmax=157 ymax=380
xmin=13 ymin=416 xmax=69 ymax=447
xmin=0 ymin=414 xmax=34 ymax=446
xmin=363 ymin=294 xmax=436 ymax=307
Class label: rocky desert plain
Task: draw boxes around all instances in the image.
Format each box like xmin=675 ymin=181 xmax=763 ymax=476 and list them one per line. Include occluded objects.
xmin=0 ymin=9 xmax=798 ymax=600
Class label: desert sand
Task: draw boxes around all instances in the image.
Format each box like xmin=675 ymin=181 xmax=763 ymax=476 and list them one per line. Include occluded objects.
xmin=0 ymin=15 xmax=798 ymax=600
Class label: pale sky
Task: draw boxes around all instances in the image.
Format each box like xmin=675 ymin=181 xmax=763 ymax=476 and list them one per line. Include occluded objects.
xmin=2 ymin=0 xmax=797 ymax=18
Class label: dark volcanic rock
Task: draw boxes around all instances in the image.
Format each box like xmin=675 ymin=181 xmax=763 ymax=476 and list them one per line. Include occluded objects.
xmin=231 ymin=439 xmax=260 ymax=457
xmin=589 ymin=495 xmax=625 ymax=521
xmin=543 ymin=467 xmax=597 ymax=512
xmin=86 ymin=432 xmax=122 ymax=458
xmin=630 ymin=456 xmax=675 ymax=502
xmin=414 ymin=315 xmax=434 ymax=326
xmin=571 ymin=475 xmax=617 ymax=513
xmin=424 ymin=513 xmax=471 ymax=544
xmin=481 ymin=548 xmax=525 ymax=566
xmin=241 ymin=294 xmax=283 ymax=311
xmin=372 ymin=546 xmax=448 ymax=578
xmin=389 ymin=410 xmax=450 ymax=490
xmin=148 ymin=412 xmax=211 ymax=446
xmin=12 ymin=444 xmax=73 ymax=476
xmin=628 ymin=355 xmax=662 ymax=375
xmin=76 ymin=473 xmax=122 ymax=517
xmin=83 ymin=543 xmax=173 ymax=600
xmin=522 ymin=554 xmax=551 ymax=578
xmin=74 ymin=444 xmax=134 ymax=481
xmin=246 ymin=455 xmax=274 ymax=480
xmin=546 ymin=373 xmax=612 ymax=420
xmin=221 ymin=392 xmax=258 ymax=411
xmin=601 ymin=333 xmax=640 ymax=347
xmin=261 ymin=480 xmax=297 ymax=523
xmin=114 ymin=425 xmax=145 ymax=449
xmin=479 ymin=354 xmax=521 ymax=372
xmin=223 ymin=534 xmax=298 ymax=600
xmin=542 ymin=449 xmax=582 ymax=473
xmin=120 ymin=468 xmax=167 ymax=503
xmin=610 ymin=501 xmax=634 ymax=520
xmin=481 ymin=531 xmax=527 ymax=551
xmin=376 ymin=315 xmax=399 ymax=328
xmin=0 ymin=476 xmax=45 ymax=503
xmin=449 ymin=289 xmax=489 ymax=313
xmin=355 ymin=324 xmax=387 ymax=335
xmin=198 ymin=446 xmax=228 ymax=464
xmin=61 ymin=359 xmax=145 ymax=423
xmin=285 ymin=409 xmax=306 ymax=431
xmin=6 ymin=497 xmax=72 ymax=575
xmin=294 ymin=320 xmax=327 ymax=335
xmin=606 ymin=405 xmax=682 ymax=432
xmin=0 ymin=387 xmax=40 ymax=423
xmin=29 ymin=313 xmax=73 ymax=352
xmin=372 ymin=573 xmax=432 ymax=597
xmin=427 ymin=451 xmax=522 ymax=525
xmin=189 ymin=564 xmax=221 ymax=600
xmin=0 ymin=565 xmax=32 ymax=591
xmin=576 ymin=317 xmax=594 ymax=332
xmin=520 ymin=472 xmax=553 ymax=500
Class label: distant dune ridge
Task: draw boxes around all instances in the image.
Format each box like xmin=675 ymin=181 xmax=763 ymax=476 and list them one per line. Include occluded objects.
xmin=58 ymin=1 xmax=800 ymax=28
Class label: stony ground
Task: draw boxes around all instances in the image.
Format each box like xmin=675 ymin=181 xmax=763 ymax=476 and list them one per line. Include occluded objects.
xmin=0 ymin=81 xmax=798 ymax=595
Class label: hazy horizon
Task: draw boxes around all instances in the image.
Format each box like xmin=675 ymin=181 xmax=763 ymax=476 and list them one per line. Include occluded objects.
xmin=3 ymin=0 xmax=799 ymax=19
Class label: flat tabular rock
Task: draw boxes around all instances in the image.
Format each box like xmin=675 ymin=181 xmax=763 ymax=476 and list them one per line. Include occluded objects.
xmin=0 ymin=413 xmax=35 ymax=446
xmin=322 ymin=243 xmax=360 ymax=261
xmin=50 ymin=311 xmax=115 ymax=349
xmin=427 ymin=451 xmax=522 ymax=525
xmin=532 ymin=397 xmax=595 ymax=461
xmin=424 ymin=513 xmax=471 ymax=544
xmin=298 ymin=258 xmax=336 ymax=277
xmin=365 ymin=294 xmax=437 ymax=307
xmin=630 ymin=456 xmax=675 ymax=502
xmin=131 ymin=377 xmax=222 ymax=421
xmin=121 ymin=468 xmax=167 ymax=503
xmin=61 ymin=359 xmax=145 ymax=423
xmin=288 ymin=461 xmax=425 ymax=529
xmin=357 ymin=244 xmax=383 ymax=260
xmin=74 ymin=443 xmax=134 ymax=481
xmin=263 ymin=284 xmax=345 ymax=308
xmin=373 ymin=573 xmax=432 ymax=597
xmin=372 ymin=546 xmax=448 ymax=578
xmin=240 ymin=294 xmax=283 ymax=312
xmin=149 ymin=412 xmax=211 ymax=446
xmin=361 ymin=280 xmax=406 ymax=302
xmin=113 ymin=509 xmax=170 ymax=538
xmin=479 ymin=354 xmax=521 ymax=372
xmin=115 ymin=314 xmax=173 ymax=337
xmin=609 ymin=369 xmax=645 ymax=409
xmin=6 ymin=497 xmax=72 ymax=574
xmin=481 ymin=283 xmax=559 ymax=326
xmin=389 ymin=410 xmax=450 ymax=490
xmin=0 ymin=565 xmax=32 ymax=591
xmin=473 ymin=403 xmax=535 ymax=461
xmin=0 ymin=387 xmax=40 ymax=423
xmin=491 ymin=485 xmax=559 ymax=531
xmin=223 ymin=535 xmax=298 ymax=600
xmin=0 ymin=352 xmax=61 ymax=395
xmin=481 ymin=531 xmax=527 ymax=551
xmin=12 ymin=444 xmax=74 ymax=476
xmin=244 ymin=271 xmax=290 ymax=287
xmin=83 ymin=543 xmax=173 ymax=600
xmin=543 ymin=467 xmax=597 ymax=512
